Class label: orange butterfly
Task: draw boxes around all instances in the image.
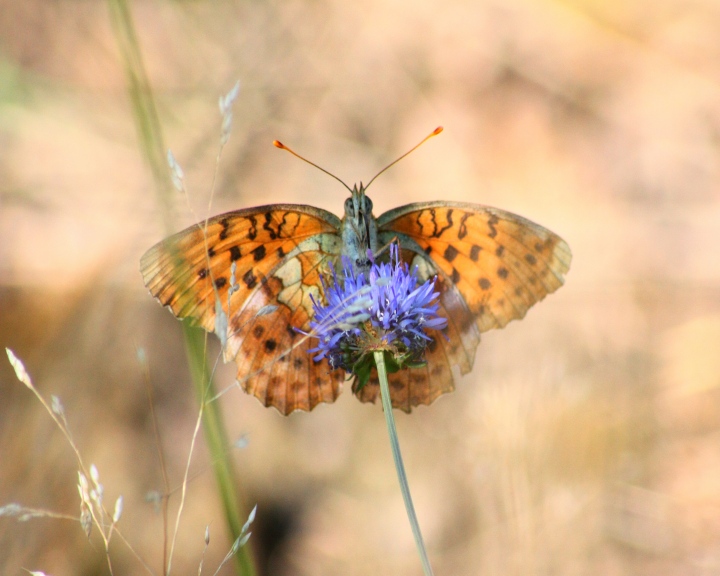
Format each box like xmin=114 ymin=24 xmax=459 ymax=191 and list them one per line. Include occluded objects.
xmin=140 ymin=130 xmax=571 ymax=414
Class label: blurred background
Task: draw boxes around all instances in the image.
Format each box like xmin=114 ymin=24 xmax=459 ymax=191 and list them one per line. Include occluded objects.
xmin=1 ymin=0 xmax=720 ymax=574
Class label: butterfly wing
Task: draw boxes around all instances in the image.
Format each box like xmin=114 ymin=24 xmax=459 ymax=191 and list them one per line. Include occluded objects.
xmin=353 ymin=201 xmax=572 ymax=412
xmin=140 ymin=205 xmax=346 ymax=415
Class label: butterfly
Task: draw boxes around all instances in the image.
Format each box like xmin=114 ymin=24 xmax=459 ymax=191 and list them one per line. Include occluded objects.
xmin=140 ymin=131 xmax=571 ymax=415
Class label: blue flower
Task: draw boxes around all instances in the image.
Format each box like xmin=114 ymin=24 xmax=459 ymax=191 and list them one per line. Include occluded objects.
xmin=305 ymin=244 xmax=448 ymax=388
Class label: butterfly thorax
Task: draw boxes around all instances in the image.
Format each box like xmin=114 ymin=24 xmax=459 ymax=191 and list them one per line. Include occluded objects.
xmin=340 ymin=184 xmax=379 ymax=275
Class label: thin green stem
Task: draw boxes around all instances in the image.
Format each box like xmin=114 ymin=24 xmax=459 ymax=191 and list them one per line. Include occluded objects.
xmin=373 ymin=351 xmax=435 ymax=576
xmin=107 ymin=1 xmax=256 ymax=573
xmin=183 ymin=324 xmax=256 ymax=576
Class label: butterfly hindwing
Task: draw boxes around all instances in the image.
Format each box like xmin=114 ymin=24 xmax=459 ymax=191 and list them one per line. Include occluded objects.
xmin=224 ymin=239 xmax=346 ymax=414
xmin=352 ymin=255 xmax=480 ymax=412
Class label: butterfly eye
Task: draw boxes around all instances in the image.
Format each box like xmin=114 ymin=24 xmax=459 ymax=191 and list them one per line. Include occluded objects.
xmin=344 ymin=197 xmax=354 ymax=214
xmin=363 ymin=196 xmax=373 ymax=213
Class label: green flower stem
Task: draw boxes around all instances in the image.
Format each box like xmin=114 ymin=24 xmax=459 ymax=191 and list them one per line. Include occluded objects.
xmin=107 ymin=1 xmax=256 ymax=573
xmin=373 ymin=351 xmax=435 ymax=576
xmin=183 ymin=324 xmax=256 ymax=576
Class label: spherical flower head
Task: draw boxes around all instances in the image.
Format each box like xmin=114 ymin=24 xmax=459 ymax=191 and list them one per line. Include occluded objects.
xmin=305 ymin=244 xmax=448 ymax=388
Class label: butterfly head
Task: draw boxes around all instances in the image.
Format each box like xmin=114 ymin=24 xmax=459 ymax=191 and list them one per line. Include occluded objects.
xmin=340 ymin=183 xmax=379 ymax=274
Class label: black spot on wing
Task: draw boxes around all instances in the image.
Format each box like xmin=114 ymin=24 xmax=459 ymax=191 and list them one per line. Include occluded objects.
xmin=252 ymin=245 xmax=266 ymax=261
xmin=429 ymin=208 xmax=454 ymax=238
xmin=262 ymin=212 xmax=279 ymax=240
xmin=487 ymin=214 xmax=499 ymax=239
xmin=243 ymin=269 xmax=258 ymax=289
xmin=444 ymin=245 xmax=459 ymax=262
xmin=458 ymin=212 xmax=471 ymax=239
xmin=390 ymin=379 xmax=405 ymax=391
xmin=219 ymin=218 xmax=230 ymax=241
xmin=247 ymin=215 xmax=258 ymax=240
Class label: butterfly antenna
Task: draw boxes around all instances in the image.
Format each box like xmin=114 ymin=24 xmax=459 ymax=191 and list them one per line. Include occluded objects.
xmin=364 ymin=126 xmax=443 ymax=190
xmin=274 ymin=140 xmax=353 ymax=194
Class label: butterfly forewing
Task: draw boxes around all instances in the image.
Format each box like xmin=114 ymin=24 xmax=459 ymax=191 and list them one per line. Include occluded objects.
xmin=377 ymin=202 xmax=572 ymax=333
xmin=140 ymin=205 xmax=346 ymax=414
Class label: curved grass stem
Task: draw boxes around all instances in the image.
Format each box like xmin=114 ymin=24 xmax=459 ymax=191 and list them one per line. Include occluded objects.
xmin=373 ymin=351 xmax=435 ymax=576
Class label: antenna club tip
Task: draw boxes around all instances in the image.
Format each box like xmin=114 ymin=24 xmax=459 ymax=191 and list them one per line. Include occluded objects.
xmin=273 ymin=140 xmax=285 ymax=149
xmin=433 ymin=126 xmax=444 ymax=135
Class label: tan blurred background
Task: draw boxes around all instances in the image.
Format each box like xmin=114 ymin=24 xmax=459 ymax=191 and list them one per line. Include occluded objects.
xmin=2 ymin=0 xmax=720 ymax=574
